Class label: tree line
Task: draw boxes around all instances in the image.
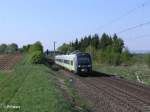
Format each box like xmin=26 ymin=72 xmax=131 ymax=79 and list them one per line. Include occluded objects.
xmin=58 ymin=33 xmax=131 ymax=65
xmin=0 ymin=43 xmax=18 ymax=54
xmin=0 ymin=42 xmax=44 ymax=64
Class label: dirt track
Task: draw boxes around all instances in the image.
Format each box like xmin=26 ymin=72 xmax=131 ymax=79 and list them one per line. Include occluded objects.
xmin=57 ymin=70 xmax=150 ymax=112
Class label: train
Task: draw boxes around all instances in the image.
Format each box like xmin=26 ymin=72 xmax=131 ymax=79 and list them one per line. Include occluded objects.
xmin=55 ymin=51 xmax=92 ymax=74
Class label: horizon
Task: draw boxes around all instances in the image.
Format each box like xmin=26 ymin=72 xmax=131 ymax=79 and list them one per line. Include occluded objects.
xmin=0 ymin=0 xmax=150 ymax=51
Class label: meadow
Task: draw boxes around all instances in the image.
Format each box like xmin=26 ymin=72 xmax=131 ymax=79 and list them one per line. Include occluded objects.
xmin=0 ymin=55 xmax=75 ymax=112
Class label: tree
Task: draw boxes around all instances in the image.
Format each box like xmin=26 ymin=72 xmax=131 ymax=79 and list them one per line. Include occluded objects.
xmin=0 ymin=44 xmax=7 ymax=53
xmin=112 ymin=34 xmax=124 ymax=53
xmin=29 ymin=41 xmax=43 ymax=53
xmin=91 ymin=34 xmax=99 ymax=49
xmin=121 ymin=47 xmax=131 ymax=63
xmin=85 ymin=45 xmax=97 ymax=60
xmin=22 ymin=44 xmax=31 ymax=52
xmin=80 ymin=36 xmax=89 ymax=51
xmin=58 ymin=33 xmax=126 ymax=65
xmin=99 ymin=33 xmax=112 ymax=50
xmin=5 ymin=43 xmax=18 ymax=53
xmin=74 ymin=38 xmax=79 ymax=50
xmin=145 ymin=54 xmax=150 ymax=67
xmin=57 ymin=43 xmax=71 ymax=53
xmin=29 ymin=51 xmax=44 ymax=64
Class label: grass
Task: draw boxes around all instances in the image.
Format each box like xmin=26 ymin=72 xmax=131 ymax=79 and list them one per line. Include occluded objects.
xmin=93 ymin=64 xmax=150 ymax=85
xmin=44 ymin=68 xmax=91 ymax=112
xmin=64 ymin=78 xmax=91 ymax=112
xmin=0 ymin=56 xmax=76 ymax=112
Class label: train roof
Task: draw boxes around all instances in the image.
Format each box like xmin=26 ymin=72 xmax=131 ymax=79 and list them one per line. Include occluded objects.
xmin=55 ymin=52 xmax=90 ymax=58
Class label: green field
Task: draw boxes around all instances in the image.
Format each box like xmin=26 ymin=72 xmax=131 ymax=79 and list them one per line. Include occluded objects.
xmin=0 ymin=57 xmax=76 ymax=112
xmin=94 ymin=64 xmax=150 ymax=85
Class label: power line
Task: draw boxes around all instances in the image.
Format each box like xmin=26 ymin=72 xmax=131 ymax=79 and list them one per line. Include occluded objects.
xmin=116 ymin=20 xmax=150 ymax=34
xmin=99 ymin=0 xmax=150 ymax=30
xmin=124 ymin=34 xmax=150 ymax=39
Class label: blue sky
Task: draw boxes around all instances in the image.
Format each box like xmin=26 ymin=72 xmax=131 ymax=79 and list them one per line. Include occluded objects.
xmin=0 ymin=0 xmax=150 ymax=51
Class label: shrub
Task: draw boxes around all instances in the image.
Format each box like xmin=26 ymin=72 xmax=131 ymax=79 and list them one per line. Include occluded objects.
xmin=0 ymin=44 xmax=7 ymax=53
xmin=145 ymin=54 xmax=150 ymax=67
xmin=121 ymin=48 xmax=131 ymax=64
xmin=0 ymin=43 xmax=18 ymax=53
xmin=109 ymin=52 xmax=121 ymax=65
xmin=29 ymin=42 xmax=43 ymax=53
xmin=97 ymin=48 xmax=121 ymax=65
xmin=9 ymin=43 xmax=18 ymax=52
xmin=29 ymin=51 xmax=44 ymax=64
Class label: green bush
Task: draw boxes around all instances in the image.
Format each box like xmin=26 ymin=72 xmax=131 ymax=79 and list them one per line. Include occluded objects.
xmin=145 ymin=54 xmax=150 ymax=67
xmin=0 ymin=43 xmax=18 ymax=54
xmin=109 ymin=52 xmax=121 ymax=65
xmin=29 ymin=51 xmax=44 ymax=64
xmin=29 ymin=42 xmax=43 ymax=53
xmin=0 ymin=44 xmax=7 ymax=53
xmin=96 ymin=48 xmax=121 ymax=65
xmin=5 ymin=43 xmax=18 ymax=53
xmin=121 ymin=48 xmax=131 ymax=64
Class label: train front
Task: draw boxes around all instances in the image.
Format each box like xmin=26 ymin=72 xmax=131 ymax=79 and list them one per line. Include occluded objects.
xmin=76 ymin=53 xmax=92 ymax=74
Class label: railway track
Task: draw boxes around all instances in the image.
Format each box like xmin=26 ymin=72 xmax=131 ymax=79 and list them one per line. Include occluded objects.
xmin=99 ymin=77 xmax=150 ymax=100
xmin=61 ymin=70 xmax=150 ymax=112
xmin=84 ymin=77 xmax=150 ymax=112
xmin=111 ymin=77 xmax=150 ymax=92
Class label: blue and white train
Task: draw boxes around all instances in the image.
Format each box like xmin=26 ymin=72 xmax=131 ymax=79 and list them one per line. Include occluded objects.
xmin=55 ymin=52 xmax=92 ymax=74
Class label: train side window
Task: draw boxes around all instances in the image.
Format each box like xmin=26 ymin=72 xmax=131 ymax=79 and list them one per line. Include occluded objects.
xmin=64 ymin=60 xmax=70 ymax=64
xmin=71 ymin=61 xmax=73 ymax=65
xmin=64 ymin=60 xmax=67 ymax=64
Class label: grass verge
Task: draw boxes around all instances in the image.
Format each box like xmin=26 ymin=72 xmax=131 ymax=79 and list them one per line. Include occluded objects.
xmin=45 ymin=69 xmax=91 ymax=112
xmin=94 ymin=64 xmax=150 ymax=85
xmin=0 ymin=56 xmax=76 ymax=112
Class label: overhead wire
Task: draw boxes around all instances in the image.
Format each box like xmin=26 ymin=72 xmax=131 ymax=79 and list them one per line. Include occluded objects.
xmin=116 ymin=20 xmax=150 ymax=34
xmin=99 ymin=0 xmax=150 ymax=30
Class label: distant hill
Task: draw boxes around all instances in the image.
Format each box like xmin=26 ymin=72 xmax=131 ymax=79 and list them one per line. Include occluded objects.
xmin=131 ymin=50 xmax=150 ymax=54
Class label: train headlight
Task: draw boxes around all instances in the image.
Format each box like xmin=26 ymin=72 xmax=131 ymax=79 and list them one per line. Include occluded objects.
xmin=78 ymin=65 xmax=81 ymax=67
xmin=88 ymin=65 xmax=91 ymax=67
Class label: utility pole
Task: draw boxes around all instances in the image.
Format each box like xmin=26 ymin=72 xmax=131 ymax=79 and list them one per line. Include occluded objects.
xmin=90 ymin=40 xmax=93 ymax=60
xmin=54 ymin=41 xmax=56 ymax=58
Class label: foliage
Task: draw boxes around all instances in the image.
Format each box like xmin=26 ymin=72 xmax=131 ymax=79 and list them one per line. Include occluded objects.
xmin=0 ymin=43 xmax=18 ymax=53
xmin=58 ymin=33 xmax=131 ymax=65
xmin=94 ymin=64 xmax=150 ymax=85
xmin=29 ymin=51 xmax=44 ymax=64
xmin=21 ymin=44 xmax=31 ymax=52
xmin=121 ymin=47 xmax=131 ymax=64
xmin=5 ymin=43 xmax=18 ymax=53
xmin=99 ymin=33 xmax=112 ymax=50
xmin=25 ymin=42 xmax=44 ymax=64
xmin=112 ymin=34 xmax=124 ymax=53
xmin=57 ymin=43 xmax=71 ymax=54
xmin=0 ymin=57 xmax=74 ymax=112
xmin=0 ymin=44 xmax=7 ymax=53
xmin=85 ymin=45 xmax=97 ymax=61
xmin=145 ymin=54 xmax=150 ymax=67
xmin=29 ymin=41 xmax=43 ymax=54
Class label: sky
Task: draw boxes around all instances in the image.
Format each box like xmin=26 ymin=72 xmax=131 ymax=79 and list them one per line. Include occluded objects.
xmin=0 ymin=0 xmax=150 ymax=52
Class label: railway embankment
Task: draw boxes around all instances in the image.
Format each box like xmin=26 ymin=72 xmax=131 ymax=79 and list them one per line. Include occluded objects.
xmin=52 ymin=65 xmax=150 ymax=112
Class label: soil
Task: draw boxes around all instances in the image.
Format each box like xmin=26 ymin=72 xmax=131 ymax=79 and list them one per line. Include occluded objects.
xmin=55 ymin=69 xmax=150 ymax=112
xmin=0 ymin=53 xmax=22 ymax=70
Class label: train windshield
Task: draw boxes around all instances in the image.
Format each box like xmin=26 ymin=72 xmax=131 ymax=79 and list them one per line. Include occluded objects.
xmin=78 ymin=56 xmax=91 ymax=65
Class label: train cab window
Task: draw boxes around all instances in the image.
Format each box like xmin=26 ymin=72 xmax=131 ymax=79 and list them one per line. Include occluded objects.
xmin=78 ymin=56 xmax=91 ymax=65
